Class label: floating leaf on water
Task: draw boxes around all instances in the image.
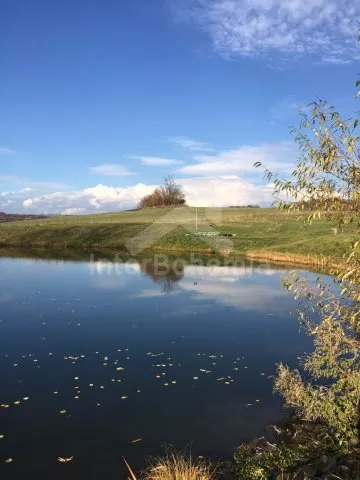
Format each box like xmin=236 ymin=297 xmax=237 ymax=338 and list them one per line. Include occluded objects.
xmin=57 ymin=456 xmax=74 ymax=463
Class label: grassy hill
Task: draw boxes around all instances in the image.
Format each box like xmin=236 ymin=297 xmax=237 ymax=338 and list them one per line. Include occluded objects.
xmin=0 ymin=207 xmax=356 ymax=264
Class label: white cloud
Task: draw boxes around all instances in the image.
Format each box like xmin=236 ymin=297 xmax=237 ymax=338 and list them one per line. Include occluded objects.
xmin=18 ymin=187 xmax=35 ymax=194
xmin=22 ymin=183 xmax=156 ymax=214
xmin=14 ymin=176 xmax=275 ymax=214
xmin=168 ymin=136 xmax=215 ymax=152
xmin=130 ymin=156 xmax=183 ymax=166
xmin=175 ymin=0 xmax=360 ymax=62
xmin=180 ymin=175 xmax=275 ymax=206
xmin=178 ymin=141 xmax=295 ymax=176
xmin=0 ymin=147 xmax=17 ymax=155
xmin=1 ymin=138 xmax=296 ymax=213
xmin=0 ymin=188 xmax=37 ymax=212
xmin=1 ymin=139 xmax=296 ymax=213
xmin=90 ymin=164 xmax=133 ymax=176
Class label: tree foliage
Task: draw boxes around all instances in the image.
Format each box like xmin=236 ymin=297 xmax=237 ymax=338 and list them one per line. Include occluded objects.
xmin=138 ymin=188 xmax=163 ymax=209
xmin=138 ymin=176 xmax=186 ymax=209
xmin=255 ymin=80 xmax=360 ymax=452
xmin=255 ymin=100 xmax=360 ymax=233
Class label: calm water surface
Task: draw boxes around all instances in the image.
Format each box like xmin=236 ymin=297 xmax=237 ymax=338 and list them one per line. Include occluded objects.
xmin=0 ymin=252 xmax=318 ymax=479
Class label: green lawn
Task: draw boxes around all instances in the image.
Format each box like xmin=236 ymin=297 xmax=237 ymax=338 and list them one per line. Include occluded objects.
xmin=0 ymin=207 xmax=356 ymax=262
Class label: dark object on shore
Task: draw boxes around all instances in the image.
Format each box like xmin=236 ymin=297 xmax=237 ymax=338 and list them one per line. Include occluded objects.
xmin=0 ymin=212 xmax=50 ymax=223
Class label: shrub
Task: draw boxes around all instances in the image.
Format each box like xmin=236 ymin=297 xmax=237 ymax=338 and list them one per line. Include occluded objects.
xmin=138 ymin=176 xmax=186 ymax=208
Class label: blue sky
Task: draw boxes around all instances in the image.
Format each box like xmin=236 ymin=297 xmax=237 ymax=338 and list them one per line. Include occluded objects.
xmin=1 ymin=0 xmax=359 ymax=213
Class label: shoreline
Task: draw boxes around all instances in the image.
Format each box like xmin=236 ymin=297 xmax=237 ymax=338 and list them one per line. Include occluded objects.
xmin=0 ymin=242 xmax=343 ymax=269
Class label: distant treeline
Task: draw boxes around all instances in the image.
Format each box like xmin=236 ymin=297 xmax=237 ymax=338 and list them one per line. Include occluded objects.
xmin=228 ymin=204 xmax=260 ymax=208
xmin=0 ymin=212 xmax=50 ymax=223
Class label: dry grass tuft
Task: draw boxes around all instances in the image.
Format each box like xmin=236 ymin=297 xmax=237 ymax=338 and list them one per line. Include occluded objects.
xmin=246 ymin=250 xmax=342 ymax=268
xmin=145 ymin=453 xmax=214 ymax=480
xmin=124 ymin=452 xmax=215 ymax=480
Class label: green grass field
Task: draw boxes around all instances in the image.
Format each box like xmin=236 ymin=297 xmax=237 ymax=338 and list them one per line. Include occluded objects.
xmin=0 ymin=207 xmax=357 ymax=263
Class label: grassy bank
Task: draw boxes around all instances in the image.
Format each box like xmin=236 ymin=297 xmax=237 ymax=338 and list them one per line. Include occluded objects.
xmin=0 ymin=207 xmax=356 ymax=263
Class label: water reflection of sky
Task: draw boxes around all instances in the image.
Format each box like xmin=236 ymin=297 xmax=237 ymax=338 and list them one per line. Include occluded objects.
xmin=88 ymin=261 xmax=296 ymax=315
xmin=0 ymin=255 xmax=322 ymax=480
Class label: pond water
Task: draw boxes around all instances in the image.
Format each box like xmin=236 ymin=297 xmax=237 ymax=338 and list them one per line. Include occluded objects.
xmin=0 ymin=251 xmax=318 ymax=479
